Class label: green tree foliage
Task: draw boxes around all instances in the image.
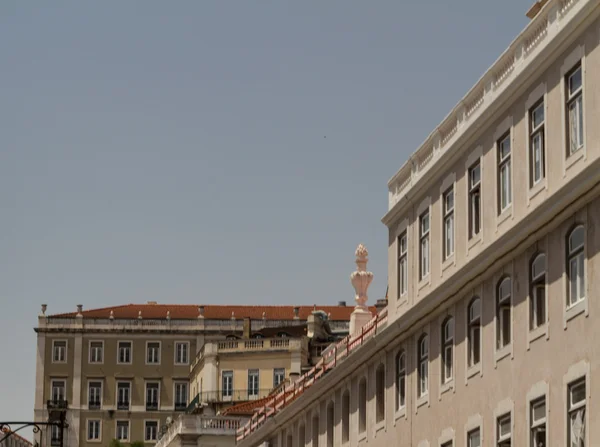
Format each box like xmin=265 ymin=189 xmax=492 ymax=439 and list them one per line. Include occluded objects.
xmin=130 ymin=441 xmax=145 ymax=447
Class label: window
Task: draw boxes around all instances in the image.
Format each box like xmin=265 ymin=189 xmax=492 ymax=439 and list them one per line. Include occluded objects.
xmin=396 ymin=351 xmax=406 ymax=410
xmin=468 ymin=428 xmax=481 ymax=447
xmin=222 ymin=371 xmax=233 ymax=398
xmin=420 ymin=210 xmax=430 ymax=279
xmin=175 ymin=342 xmax=189 ymax=364
xmin=51 ymin=380 xmax=66 ymax=403
xmin=312 ymin=414 xmax=319 ymax=447
xmin=568 ymin=378 xmax=586 ymax=447
xmin=567 ymin=225 xmax=585 ymax=307
xmin=117 ymin=382 xmax=131 ymax=410
xmin=327 ymin=402 xmax=334 ymax=447
xmin=530 ymin=397 xmax=546 ymax=447
xmin=145 ymin=421 xmax=158 ymax=442
xmin=443 ymin=187 xmax=455 ymax=259
xmin=496 ymin=277 xmax=512 ymax=349
xmin=497 ymin=414 xmax=511 ymax=447
xmin=468 ymin=298 xmax=481 ymax=367
xmin=566 ymin=63 xmax=583 ymax=155
xmin=88 ymin=381 xmax=102 ymax=410
xmin=50 ymin=425 xmax=61 ymax=446
xmin=87 ymin=420 xmax=101 ymax=441
xmin=358 ymin=378 xmax=367 ymax=433
xmin=418 ymin=334 xmax=428 ymax=397
xmin=441 ymin=318 xmax=453 ymax=383
xmin=146 ymin=382 xmax=160 ymax=411
xmin=52 ymin=341 xmax=66 ymax=363
xmin=398 ymin=232 xmax=408 ymax=297
xmin=116 ymin=421 xmax=129 ymax=441
xmin=530 ymin=253 xmax=547 ymax=330
xmin=118 ymin=341 xmax=132 ymax=364
xmin=342 ymin=391 xmax=350 ymax=443
xmin=468 ymin=161 xmax=481 ymax=238
xmin=273 ymin=368 xmax=285 ymax=388
xmin=529 ymin=99 xmax=545 ymax=186
xmin=146 ymin=341 xmax=160 ymax=364
xmin=174 ymin=382 xmax=188 ymax=411
xmin=89 ymin=341 xmax=103 ymax=364
xmin=248 ymin=369 xmax=259 ymax=397
xmin=375 ymin=364 xmax=385 ymax=422
xmin=497 ymin=133 xmax=512 ymax=213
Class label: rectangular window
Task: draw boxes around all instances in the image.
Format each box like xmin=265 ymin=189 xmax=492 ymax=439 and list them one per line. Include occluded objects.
xmin=89 ymin=341 xmax=103 ymax=364
xmin=397 ymin=232 xmax=408 ymax=297
xmin=531 ymin=397 xmax=546 ymax=447
xmin=118 ymin=341 xmax=132 ymax=364
xmin=248 ymin=369 xmax=260 ymax=397
xmin=147 ymin=342 xmax=160 ymax=364
xmin=273 ymin=368 xmax=285 ymax=387
xmin=497 ymin=414 xmax=511 ymax=447
xmin=566 ymin=64 xmax=584 ymax=155
xmin=419 ymin=210 xmax=430 ymax=280
xmin=222 ymin=371 xmax=233 ymax=398
xmin=51 ymin=380 xmax=66 ymax=403
xmin=52 ymin=341 xmax=67 ymax=363
xmin=468 ymin=428 xmax=481 ymax=447
xmin=468 ymin=161 xmax=481 ymax=238
xmin=117 ymin=382 xmax=131 ymax=410
xmin=175 ymin=342 xmax=189 ymax=365
xmin=529 ymin=100 xmax=545 ymax=186
xmin=146 ymin=382 xmax=160 ymax=411
xmin=145 ymin=421 xmax=158 ymax=442
xmin=87 ymin=420 xmax=101 ymax=441
xmin=50 ymin=425 xmax=61 ymax=446
xmin=468 ymin=298 xmax=481 ymax=367
xmin=88 ymin=381 xmax=102 ymax=410
xmin=443 ymin=186 xmax=454 ymax=260
xmin=116 ymin=421 xmax=129 ymax=441
xmin=497 ymin=133 xmax=512 ymax=213
xmin=568 ymin=378 xmax=586 ymax=447
xmin=174 ymin=382 xmax=188 ymax=411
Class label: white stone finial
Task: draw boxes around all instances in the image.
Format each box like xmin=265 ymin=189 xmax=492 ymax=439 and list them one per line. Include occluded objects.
xmin=349 ymin=243 xmax=374 ymax=335
xmin=262 ymin=312 xmax=266 ymax=321
xmin=166 ymin=310 xmax=171 ymax=320
xmin=109 ymin=310 xmax=114 ymax=320
xmin=231 ymin=311 xmax=235 ymax=320
xmin=198 ymin=306 xmax=205 ymax=319
xmin=138 ymin=310 xmax=143 ymax=320
xmin=40 ymin=304 xmax=47 ymax=317
xmin=76 ymin=304 xmax=83 ymax=318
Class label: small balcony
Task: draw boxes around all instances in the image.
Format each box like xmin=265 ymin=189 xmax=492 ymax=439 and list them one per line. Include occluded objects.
xmin=186 ymin=389 xmax=272 ymax=412
xmin=50 ymin=437 xmax=61 ymax=447
xmin=174 ymin=402 xmax=187 ymax=412
xmin=146 ymin=402 xmax=159 ymax=411
xmin=117 ymin=401 xmax=130 ymax=411
xmin=46 ymin=400 xmax=68 ymax=410
xmin=88 ymin=400 xmax=101 ymax=410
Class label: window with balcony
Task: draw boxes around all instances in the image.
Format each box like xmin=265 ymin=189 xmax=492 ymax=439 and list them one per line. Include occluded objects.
xmin=88 ymin=381 xmax=102 ymax=410
xmin=497 ymin=133 xmax=512 ymax=213
xmin=147 ymin=341 xmax=160 ymax=364
xmin=441 ymin=317 xmax=453 ymax=384
xmin=468 ymin=428 xmax=481 ymax=447
xmin=568 ymin=378 xmax=586 ymax=447
xmin=417 ymin=334 xmax=428 ymax=398
xmin=248 ymin=369 xmax=259 ymax=398
xmin=116 ymin=421 xmax=129 ymax=442
xmin=145 ymin=382 xmax=160 ymax=411
xmin=496 ymin=277 xmax=512 ymax=349
xmin=358 ymin=378 xmax=367 ymax=434
xmin=567 ymin=225 xmax=585 ymax=308
xmin=443 ymin=186 xmax=454 ymax=260
xmin=566 ymin=63 xmax=583 ymax=155
xmin=51 ymin=380 xmax=66 ymax=404
xmin=174 ymin=382 xmax=188 ymax=411
xmin=118 ymin=341 xmax=132 ymax=364
xmin=375 ymin=364 xmax=385 ymax=422
xmin=89 ymin=341 xmax=103 ymax=364
xmin=531 ymin=397 xmax=546 ymax=447
xmin=222 ymin=371 xmax=233 ymax=398
xmin=87 ymin=420 xmax=101 ymax=441
xmin=468 ymin=298 xmax=481 ymax=367
xmin=468 ymin=161 xmax=481 ymax=238
xmin=117 ymin=382 xmax=131 ymax=410
xmin=497 ymin=413 xmax=511 ymax=447
xmin=419 ymin=210 xmax=430 ymax=280
xmin=52 ymin=341 xmax=66 ymax=363
xmin=273 ymin=368 xmax=285 ymax=388
xmin=529 ymin=99 xmax=545 ymax=186
xmin=398 ymin=232 xmax=408 ymax=297
xmin=342 ymin=390 xmax=350 ymax=443
xmin=175 ymin=341 xmax=189 ymax=365
xmin=530 ymin=253 xmax=547 ymax=330
xmin=395 ymin=350 xmax=406 ymax=410
xmin=145 ymin=421 xmax=158 ymax=442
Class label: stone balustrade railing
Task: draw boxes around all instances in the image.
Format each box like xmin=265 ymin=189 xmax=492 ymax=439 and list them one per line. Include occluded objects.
xmin=156 ymin=415 xmax=247 ymax=447
xmin=387 ymin=0 xmax=585 ymax=211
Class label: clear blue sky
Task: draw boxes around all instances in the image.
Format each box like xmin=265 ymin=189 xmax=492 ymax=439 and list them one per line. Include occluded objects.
xmin=0 ymin=1 xmax=528 ymax=428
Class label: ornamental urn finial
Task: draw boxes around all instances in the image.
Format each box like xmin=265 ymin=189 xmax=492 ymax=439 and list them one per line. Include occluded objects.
xmin=350 ymin=243 xmax=373 ymax=310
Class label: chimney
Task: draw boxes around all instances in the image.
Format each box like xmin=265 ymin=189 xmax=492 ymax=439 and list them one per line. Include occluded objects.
xmin=198 ymin=306 xmax=205 ymax=319
xmin=526 ymin=0 xmax=549 ymax=19
xmin=338 ymin=301 xmax=346 ymax=307
xmin=293 ymin=307 xmax=300 ymax=320
xmin=243 ymin=317 xmax=252 ymax=339
xmin=40 ymin=304 xmax=47 ymax=317
xmin=375 ymin=298 xmax=388 ymax=313
xmin=76 ymin=304 xmax=83 ymax=317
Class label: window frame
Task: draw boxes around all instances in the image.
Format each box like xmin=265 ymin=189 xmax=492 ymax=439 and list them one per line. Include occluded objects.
xmin=52 ymin=340 xmax=67 ymax=364
xmin=222 ymin=370 xmax=234 ymax=398
xmin=395 ymin=350 xmax=406 ymax=411
xmin=417 ymin=334 xmax=429 ymax=398
xmin=529 ymin=98 xmax=546 ymax=187
xmin=51 ymin=379 xmax=66 ymax=403
xmin=87 ymin=380 xmax=103 ymax=410
xmin=273 ymin=368 xmax=285 ymax=388
xmin=468 ymin=160 xmax=481 ymax=239
xmin=567 ymin=378 xmax=586 ymax=447
xmin=117 ymin=340 xmax=133 ymax=365
xmin=530 ymin=253 xmax=547 ymax=331
xmin=419 ymin=210 xmax=430 ymax=280
xmin=86 ymin=419 xmax=101 ymax=442
xmin=441 ymin=317 xmax=454 ymax=385
xmin=88 ymin=340 xmax=104 ymax=364
xmin=146 ymin=341 xmax=161 ymax=365
xmin=565 ymin=63 xmax=584 ymax=156
xmin=398 ymin=231 xmax=408 ymax=298
xmin=116 ymin=381 xmax=131 ymax=411
xmin=467 ymin=297 xmax=481 ymax=369
xmin=467 ymin=428 xmax=481 ymax=447
xmin=174 ymin=341 xmax=190 ymax=365
xmin=145 ymin=381 xmax=160 ymax=411
xmin=116 ymin=420 xmax=130 ymax=442
xmin=443 ymin=186 xmax=454 ymax=260
xmin=174 ymin=382 xmax=189 ymax=411
xmin=497 ymin=132 xmax=512 ymax=214
xmin=144 ymin=420 xmax=159 ymax=442
xmin=496 ymin=413 xmax=511 ymax=447
xmin=496 ymin=277 xmax=512 ymax=351
xmin=530 ymin=397 xmax=547 ymax=447
xmin=248 ymin=369 xmax=260 ymax=397
xmin=566 ymin=225 xmax=585 ymax=308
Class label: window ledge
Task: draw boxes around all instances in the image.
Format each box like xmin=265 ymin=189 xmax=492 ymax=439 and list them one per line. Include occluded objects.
xmin=494 ymin=344 xmax=511 ymax=364
xmin=374 ymin=420 xmax=386 ymax=435
xmin=527 ymin=180 xmax=546 ymax=203
xmin=496 ymin=205 xmax=513 ymax=228
xmin=394 ymin=407 xmax=407 ymax=422
xmin=396 ymin=297 xmax=408 ymax=309
xmin=439 ymin=379 xmax=454 ymax=397
xmin=416 ymin=394 xmax=429 ymax=410
xmin=418 ymin=276 xmax=430 ymax=291
xmin=358 ymin=431 xmax=367 ymax=442
xmin=466 ymin=364 xmax=481 ymax=382
xmin=527 ymin=324 xmax=548 ymax=347
xmin=467 ymin=234 xmax=482 ymax=253
xmin=565 ymin=148 xmax=585 ymax=172
xmin=441 ymin=256 xmax=455 ymax=274
xmin=565 ymin=299 xmax=586 ymax=326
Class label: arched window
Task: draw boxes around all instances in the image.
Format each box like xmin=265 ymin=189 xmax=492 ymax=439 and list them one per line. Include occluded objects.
xmin=298 ymin=424 xmax=306 ymax=447
xmin=375 ymin=364 xmax=385 ymax=422
xmin=468 ymin=298 xmax=481 ymax=367
xmin=567 ymin=225 xmax=585 ymax=306
xmin=358 ymin=378 xmax=367 ymax=433
xmin=395 ymin=351 xmax=406 ymax=410
xmin=417 ymin=334 xmax=428 ymax=397
xmin=326 ymin=401 xmax=334 ymax=447
xmin=530 ymin=253 xmax=547 ymax=329
xmin=341 ymin=391 xmax=350 ymax=443
xmin=312 ymin=414 xmax=319 ymax=447
xmin=441 ymin=317 xmax=454 ymax=383
xmin=496 ymin=277 xmax=512 ymax=349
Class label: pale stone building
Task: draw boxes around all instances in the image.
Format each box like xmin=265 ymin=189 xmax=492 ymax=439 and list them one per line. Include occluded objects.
xmin=235 ymin=1 xmax=600 ymax=446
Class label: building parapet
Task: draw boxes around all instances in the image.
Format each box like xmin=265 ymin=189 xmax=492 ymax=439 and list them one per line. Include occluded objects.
xmin=156 ymin=415 xmax=246 ymax=447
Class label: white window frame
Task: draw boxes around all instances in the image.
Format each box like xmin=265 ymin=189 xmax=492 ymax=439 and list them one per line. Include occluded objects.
xmin=565 ymin=63 xmax=584 ymax=156
xmin=144 ymin=420 xmax=159 ymax=443
xmin=465 ymin=414 xmax=483 ymax=447
xmin=567 ymin=225 xmax=585 ymax=308
xmin=419 ymin=209 xmax=430 ymax=280
xmin=468 ymin=159 xmax=482 ymax=241
xmin=530 ymin=396 xmax=547 ymax=447
xmin=467 ymin=297 xmax=481 ymax=370
xmin=496 ymin=413 xmax=511 ymax=447
xmin=398 ymin=230 xmax=408 ymax=299
xmin=146 ymin=341 xmax=161 ymax=365
xmin=51 ymin=379 xmax=66 ymax=403
xmin=222 ymin=370 xmax=234 ymax=399
xmin=248 ymin=369 xmax=260 ymax=398
xmin=116 ymin=420 xmax=130 ymax=442
xmin=529 ymin=98 xmax=546 ymax=187
xmin=441 ymin=317 xmax=454 ymax=386
xmin=52 ymin=340 xmax=67 ymax=364
xmin=560 ymin=45 xmax=586 ymax=171
xmin=567 ymin=378 xmax=586 ymax=447
xmin=563 ymin=361 xmax=590 ymax=447
xmin=87 ymin=380 xmax=103 ymax=410
xmin=88 ymin=340 xmax=104 ymax=364
xmin=442 ymin=186 xmax=455 ymax=261
xmin=117 ymin=340 xmax=133 ymax=365
xmin=174 ymin=341 xmax=190 ymax=365
xmin=497 ymin=132 xmax=512 ymax=215
xmin=86 ymin=419 xmax=101 ymax=443
xmin=145 ymin=381 xmax=160 ymax=411
xmin=395 ymin=349 xmax=406 ymax=415
xmin=530 ymin=252 xmax=547 ymax=332
xmin=417 ymin=334 xmax=429 ymax=399
xmin=116 ymin=381 xmax=131 ymax=411
xmin=174 ymin=382 xmax=189 ymax=410
xmin=273 ymin=368 xmax=285 ymax=388
xmin=495 ymin=276 xmax=512 ymax=359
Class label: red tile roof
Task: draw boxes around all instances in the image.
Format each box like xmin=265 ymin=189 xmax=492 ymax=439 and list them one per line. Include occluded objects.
xmin=221 ymin=390 xmax=300 ymax=416
xmin=50 ymin=303 xmax=376 ymax=321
